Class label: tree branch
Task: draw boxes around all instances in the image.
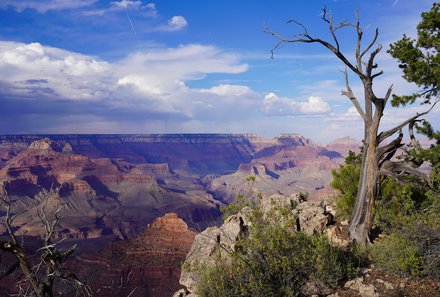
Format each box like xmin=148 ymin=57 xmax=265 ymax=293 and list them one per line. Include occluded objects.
xmin=354 ymin=10 xmax=363 ymax=72
xmin=265 ymin=20 xmax=365 ymax=79
xmin=321 ymin=6 xmax=341 ymax=51
xmin=378 ymin=130 xmax=404 ymax=167
xmin=380 ymin=160 xmax=431 ymax=185
xmin=360 ymin=28 xmax=379 ymax=59
xmin=366 ymin=44 xmax=382 ymax=77
xmin=378 ymin=100 xmax=439 ymax=143
xmin=341 ymin=67 xmax=366 ymax=121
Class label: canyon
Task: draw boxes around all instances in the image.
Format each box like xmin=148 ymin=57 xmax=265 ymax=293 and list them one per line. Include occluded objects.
xmin=0 ymin=134 xmax=359 ymax=295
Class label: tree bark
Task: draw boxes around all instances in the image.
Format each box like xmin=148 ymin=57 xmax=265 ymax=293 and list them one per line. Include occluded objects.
xmin=349 ymin=120 xmax=380 ymax=243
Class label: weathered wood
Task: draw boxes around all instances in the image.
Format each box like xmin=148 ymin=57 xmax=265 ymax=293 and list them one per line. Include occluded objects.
xmin=267 ymin=9 xmax=436 ymax=243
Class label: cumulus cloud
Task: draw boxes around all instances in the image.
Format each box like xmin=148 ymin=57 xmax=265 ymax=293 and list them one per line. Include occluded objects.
xmin=0 ymin=41 xmax=255 ymax=128
xmin=262 ymin=93 xmax=331 ymax=116
xmin=331 ymin=106 xmax=362 ymax=122
xmin=110 ymin=0 xmax=143 ymax=10
xmin=156 ymin=15 xmax=188 ymax=32
xmin=0 ymin=41 xmax=112 ymax=100
xmin=0 ymin=0 xmax=96 ymax=13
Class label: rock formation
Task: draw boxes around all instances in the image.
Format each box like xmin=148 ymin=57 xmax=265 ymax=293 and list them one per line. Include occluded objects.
xmin=75 ymin=213 xmax=196 ymax=297
xmin=0 ymin=134 xmax=356 ymax=241
xmin=325 ymin=136 xmax=361 ymax=156
xmin=177 ymin=193 xmax=338 ymax=296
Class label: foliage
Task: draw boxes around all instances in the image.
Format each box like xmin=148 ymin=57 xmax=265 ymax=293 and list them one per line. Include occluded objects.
xmin=370 ymin=233 xmax=423 ymax=277
xmin=332 ymin=149 xmax=440 ymax=278
xmin=197 ymin=203 xmax=359 ymax=297
xmin=331 ymin=151 xmax=361 ymax=219
xmin=387 ymin=2 xmax=439 ymax=106
xmin=370 ymin=3 xmax=440 ymax=278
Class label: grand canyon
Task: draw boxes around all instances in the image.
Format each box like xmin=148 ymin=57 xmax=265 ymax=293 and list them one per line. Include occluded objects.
xmin=0 ymin=134 xmax=359 ymax=296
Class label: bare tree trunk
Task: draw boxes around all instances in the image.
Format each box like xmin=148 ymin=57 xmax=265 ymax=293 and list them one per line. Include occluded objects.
xmin=350 ymin=117 xmax=380 ymax=243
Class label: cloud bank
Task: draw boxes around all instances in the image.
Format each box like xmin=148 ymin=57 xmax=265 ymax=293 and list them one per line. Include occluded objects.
xmin=0 ymin=40 xmax=336 ymax=134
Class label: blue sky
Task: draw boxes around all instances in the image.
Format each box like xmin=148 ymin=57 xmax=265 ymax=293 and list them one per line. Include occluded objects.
xmin=0 ymin=0 xmax=437 ymax=143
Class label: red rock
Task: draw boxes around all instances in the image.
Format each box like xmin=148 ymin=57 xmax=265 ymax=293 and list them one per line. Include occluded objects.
xmin=75 ymin=213 xmax=196 ymax=297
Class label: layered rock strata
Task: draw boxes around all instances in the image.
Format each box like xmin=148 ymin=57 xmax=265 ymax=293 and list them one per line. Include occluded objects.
xmin=76 ymin=213 xmax=196 ymax=297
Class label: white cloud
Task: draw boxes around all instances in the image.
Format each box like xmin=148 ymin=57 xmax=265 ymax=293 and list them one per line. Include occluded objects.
xmin=0 ymin=0 xmax=96 ymax=13
xmin=83 ymin=0 xmax=147 ymax=16
xmin=201 ymin=84 xmax=252 ymax=96
xmin=145 ymin=2 xmax=158 ymax=17
xmin=0 ymin=41 xmax=112 ymax=100
xmin=0 ymin=41 xmax=253 ymax=120
xmin=298 ymin=96 xmax=331 ymax=114
xmin=169 ymin=16 xmax=188 ymax=29
xmin=331 ymin=106 xmax=362 ymax=122
xmin=156 ymin=15 xmax=188 ymax=32
xmin=262 ymin=93 xmax=331 ymax=116
xmin=110 ymin=0 xmax=142 ymax=10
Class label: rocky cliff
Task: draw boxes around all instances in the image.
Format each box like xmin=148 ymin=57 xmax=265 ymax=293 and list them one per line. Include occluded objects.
xmin=0 ymin=134 xmax=271 ymax=175
xmin=0 ymin=137 xmax=223 ymax=240
xmin=0 ymin=134 xmax=358 ymax=240
xmin=76 ymin=213 xmax=196 ymax=297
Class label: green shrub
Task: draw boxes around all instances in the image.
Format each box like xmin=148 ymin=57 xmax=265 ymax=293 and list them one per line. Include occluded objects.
xmin=331 ymin=151 xmax=361 ymax=219
xmin=370 ymin=233 xmax=423 ymax=277
xmin=196 ymin=204 xmax=359 ymax=297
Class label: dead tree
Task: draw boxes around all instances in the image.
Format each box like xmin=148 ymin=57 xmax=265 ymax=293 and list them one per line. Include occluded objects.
xmin=266 ymin=8 xmax=438 ymax=243
xmin=0 ymin=186 xmax=92 ymax=297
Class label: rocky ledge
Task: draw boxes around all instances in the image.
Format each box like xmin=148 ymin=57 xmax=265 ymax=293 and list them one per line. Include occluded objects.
xmin=174 ymin=192 xmax=346 ymax=297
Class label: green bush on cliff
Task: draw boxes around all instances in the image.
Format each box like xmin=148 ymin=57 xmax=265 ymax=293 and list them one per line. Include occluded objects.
xmin=197 ymin=204 xmax=359 ymax=297
xmin=331 ymin=151 xmax=361 ymax=219
xmin=370 ymin=232 xmax=423 ymax=276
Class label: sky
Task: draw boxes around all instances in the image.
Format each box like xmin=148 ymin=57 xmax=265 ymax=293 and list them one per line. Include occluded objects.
xmin=0 ymin=0 xmax=437 ymax=143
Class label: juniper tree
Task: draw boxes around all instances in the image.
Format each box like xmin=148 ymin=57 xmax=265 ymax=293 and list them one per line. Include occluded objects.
xmin=267 ymin=6 xmax=438 ymax=243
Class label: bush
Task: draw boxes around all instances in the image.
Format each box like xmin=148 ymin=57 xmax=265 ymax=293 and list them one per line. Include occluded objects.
xmin=370 ymin=233 xmax=423 ymax=277
xmin=196 ymin=204 xmax=359 ymax=297
xmin=331 ymin=151 xmax=361 ymax=219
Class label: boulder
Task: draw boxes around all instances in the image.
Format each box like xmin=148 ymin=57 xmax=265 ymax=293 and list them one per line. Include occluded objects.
xmin=344 ymin=277 xmax=379 ymax=297
xmin=295 ymin=201 xmax=330 ymax=235
xmin=179 ymin=210 xmax=249 ymax=294
xmin=262 ymin=192 xmax=305 ymax=213
xmin=325 ymin=225 xmax=349 ymax=247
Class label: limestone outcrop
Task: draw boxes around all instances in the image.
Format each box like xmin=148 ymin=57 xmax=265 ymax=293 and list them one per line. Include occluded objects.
xmin=179 ymin=208 xmax=250 ymax=293
xmin=177 ymin=193 xmax=337 ymax=296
